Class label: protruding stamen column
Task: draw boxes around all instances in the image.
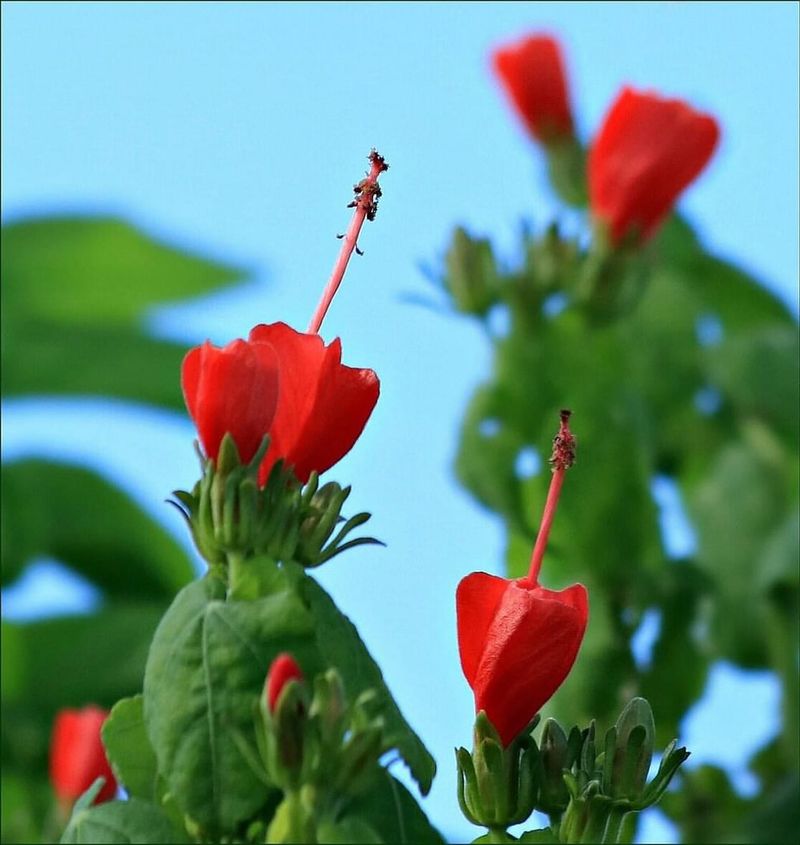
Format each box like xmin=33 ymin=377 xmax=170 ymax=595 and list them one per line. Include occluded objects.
xmin=307 ymin=150 xmax=389 ymax=334
xmin=528 ymin=410 xmax=576 ymax=583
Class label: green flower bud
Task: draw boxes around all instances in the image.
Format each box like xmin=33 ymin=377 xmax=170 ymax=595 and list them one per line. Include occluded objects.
xmin=606 ymin=697 xmax=655 ymax=802
xmin=444 ymin=227 xmax=499 ymax=317
xmin=538 ymin=718 xmax=572 ymax=814
xmin=455 ymin=710 xmax=539 ymax=832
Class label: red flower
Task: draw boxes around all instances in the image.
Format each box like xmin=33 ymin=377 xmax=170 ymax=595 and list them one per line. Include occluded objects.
xmin=266 ymin=653 xmax=304 ymax=712
xmin=181 ymin=322 xmax=379 ymax=484
xmin=492 ymin=34 xmax=573 ymax=144
xmin=49 ymin=706 xmax=117 ymax=804
xmin=589 ymin=87 xmax=720 ymax=244
xmin=457 ymin=573 xmax=588 ymax=746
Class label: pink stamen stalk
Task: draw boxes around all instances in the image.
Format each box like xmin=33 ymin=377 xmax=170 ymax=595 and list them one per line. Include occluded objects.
xmin=528 ymin=410 xmax=576 ymax=583
xmin=307 ymin=150 xmax=389 ymax=334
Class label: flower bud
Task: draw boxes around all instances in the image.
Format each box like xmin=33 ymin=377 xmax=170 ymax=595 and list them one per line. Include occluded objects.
xmin=49 ymin=706 xmax=116 ymax=805
xmin=589 ymin=87 xmax=719 ymax=246
xmin=605 ymin=697 xmax=655 ymax=802
xmin=537 ymin=718 xmax=574 ymax=814
xmin=444 ymin=228 xmax=499 ymax=317
xmin=266 ymin=653 xmax=305 ymax=713
xmin=455 ymin=710 xmax=539 ymax=831
xmin=492 ymin=34 xmax=574 ymax=146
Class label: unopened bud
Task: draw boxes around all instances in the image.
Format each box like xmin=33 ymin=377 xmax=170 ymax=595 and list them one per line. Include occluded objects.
xmin=266 ymin=653 xmax=304 ymax=713
xmin=445 ymin=228 xmax=499 ymax=317
xmin=607 ymin=697 xmax=655 ymax=802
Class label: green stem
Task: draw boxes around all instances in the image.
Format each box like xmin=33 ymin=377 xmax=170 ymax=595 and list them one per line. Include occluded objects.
xmin=601 ymin=807 xmax=629 ymax=844
xmin=477 ymin=828 xmax=515 ymax=844
xmin=226 ymin=551 xmax=247 ymax=601
xmin=579 ymin=801 xmax=612 ymax=844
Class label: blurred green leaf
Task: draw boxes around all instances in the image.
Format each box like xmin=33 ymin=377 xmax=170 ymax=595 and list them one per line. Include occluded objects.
xmin=102 ymin=696 xmax=158 ymax=803
xmin=640 ymin=564 xmax=712 ymax=746
xmin=143 ymin=576 xmax=320 ymax=836
xmin=343 ymin=768 xmax=445 ymax=844
xmin=1 ymin=603 xmax=164 ymax=772
xmin=316 ymin=815 xmax=383 ymax=844
xmin=660 ymin=765 xmax=750 ymax=844
xmin=1 ymin=215 xmax=242 ymax=408
xmin=706 ymin=325 xmax=800 ymax=449
xmin=1 ymin=459 xmax=194 ymax=597
xmin=60 ymin=797 xmax=189 ymax=844
xmin=517 ymin=829 xmax=558 ymax=843
xmin=1 ymin=772 xmax=57 ymax=845
xmin=688 ymin=442 xmax=792 ymax=666
xmin=655 ymin=216 xmax=795 ymax=332
xmin=301 ymin=576 xmax=437 ymax=796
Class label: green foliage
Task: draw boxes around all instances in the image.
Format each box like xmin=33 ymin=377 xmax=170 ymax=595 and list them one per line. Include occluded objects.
xmin=142 ymin=576 xmax=321 ymax=835
xmin=1 ymin=217 xmax=246 ymax=844
xmin=343 ymin=769 xmax=445 ymax=844
xmin=1 ymin=216 xmax=241 ymax=408
xmin=102 ymin=697 xmax=159 ymax=803
xmin=439 ymin=211 xmax=799 ymax=843
xmin=1 ymin=605 xmax=164 ymax=771
xmin=301 ymin=576 xmax=437 ymax=795
xmin=1 ymin=459 xmax=194 ymax=595
xmin=60 ymin=796 xmax=189 ymax=844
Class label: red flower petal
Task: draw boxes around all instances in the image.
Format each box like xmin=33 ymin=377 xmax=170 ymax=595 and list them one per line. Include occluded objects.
xmin=50 ymin=706 xmax=117 ymax=804
xmin=181 ymin=338 xmax=280 ymax=464
xmin=589 ymin=87 xmax=720 ymax=243
xmin=456 ymin=571 xmax=513 ymax=688
xmin=492 ymin=34 xmax=573 ymax=143
xmin=250 ymin=322 xmax=379 ymax=484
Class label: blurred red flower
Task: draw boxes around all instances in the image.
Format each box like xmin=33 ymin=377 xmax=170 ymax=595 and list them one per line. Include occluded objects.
xmin=589 ymin=87 xmax=720 ymax=244
xmin=265 ymin=653 xmax=305 ymax=713
xmin=457 ymin=573 xmax=588 ymax=746
xmin=492 ymin=34 xmax=574 ymax=144
xmin=49 ymin=706 xmax=116 ymax=805
xmin=182 ymin=322 xmax=379 ymax=484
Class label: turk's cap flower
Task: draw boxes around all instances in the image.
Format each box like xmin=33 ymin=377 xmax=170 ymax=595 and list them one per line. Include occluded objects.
xmin=181 ymin=322 xmax=379 ymax=487
xmin=49 ymin=706 xmax=117 ymax=805
xmin=492 ymin=34 xmax=574 ymax=145
xmin=589 ymin=87 xmax=720 ymax=245
xmin=457 ymin=572 xmax=588 ymax=747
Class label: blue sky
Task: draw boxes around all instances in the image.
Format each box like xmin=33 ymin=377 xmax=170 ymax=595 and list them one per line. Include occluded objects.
xmin=2 ymin=2 xmax=798 ymax=842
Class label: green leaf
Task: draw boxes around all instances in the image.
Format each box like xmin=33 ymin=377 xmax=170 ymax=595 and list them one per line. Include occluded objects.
xmin=343 ymin=768 xmax=445 ymax=844
xmin=1 ymin=215 xmax=242 ymax=408
xmin=655 ymin=215 xmax=795 ymax=332
xmin=688 ymin=442 xmax=793 ymax=666
xmin=143 ymin=576 xmax=320 ymax=836
xmin=102 ymin=697 xmax=158 ymax=802
xmin=1 ymin=604 xmax=164 ymax=773
xmin=640 ymin=564 xmax=712 ymax=746
xmin=660 ymin=765 xmax=750 ymax=844
xmin=316 ymin=816 xmax=384 ymax=844
xmin=455 ymin=385 xmax=528 ymax=532
xmin=517 ymin=829 xmax=558 ymax=843
xmin=301 ymin=576 xmax=437 ymax=796
xmin=1 ymin=771 xmax=56 ymax=845
xmin=1 ymin=459 xmax=194 ymax=598
xmin=706 ymin=325 xmax=800 ymax=449
xmin=60 ymin=797 xmax=189 ymax=844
